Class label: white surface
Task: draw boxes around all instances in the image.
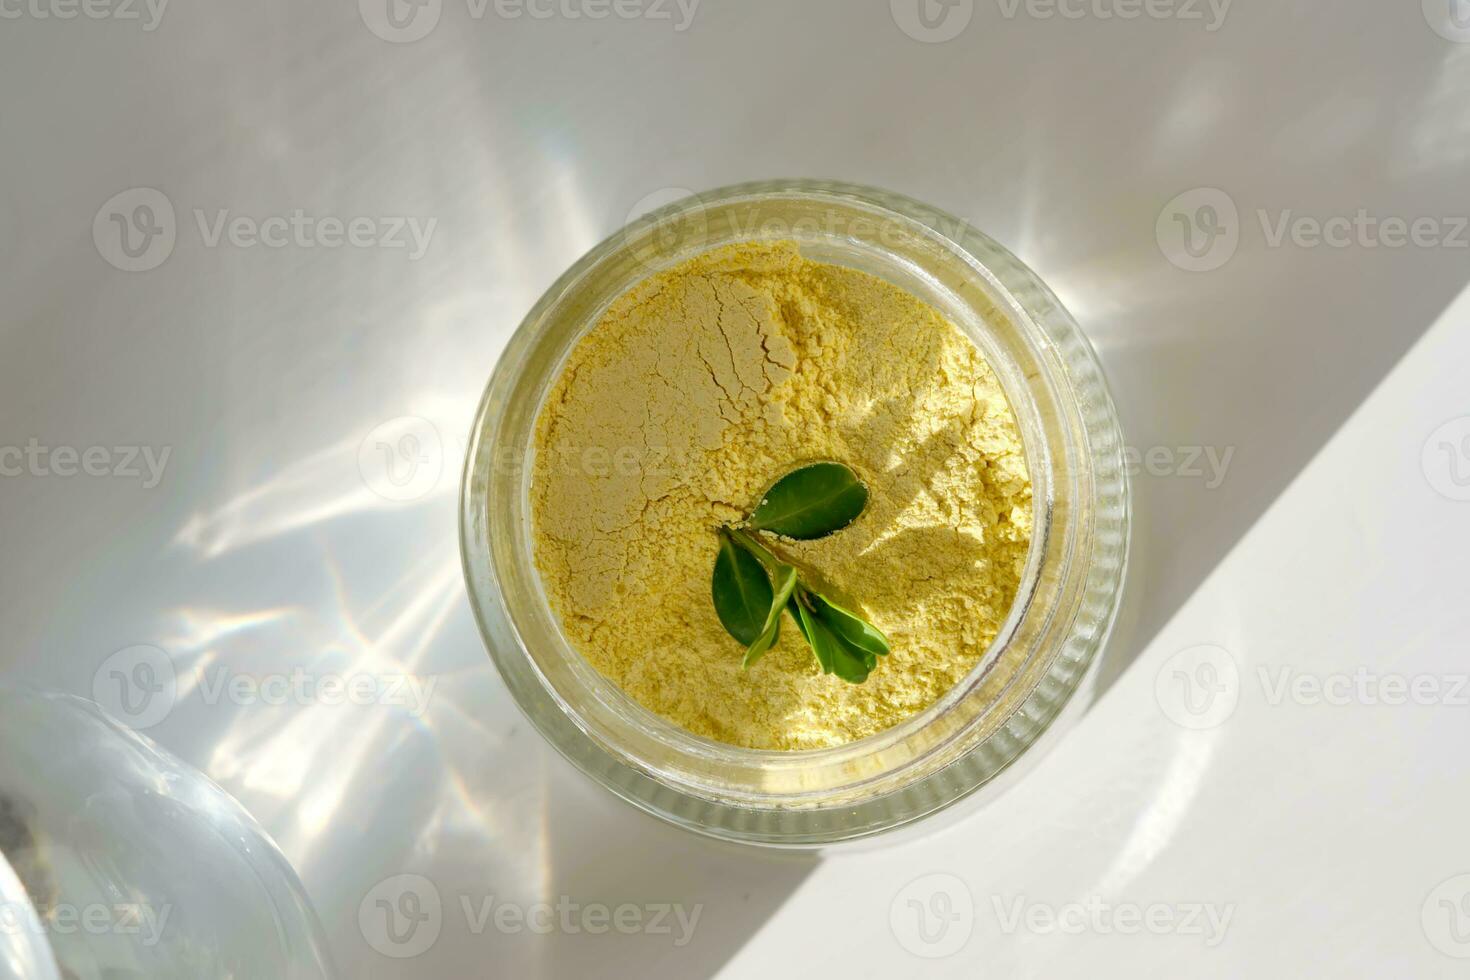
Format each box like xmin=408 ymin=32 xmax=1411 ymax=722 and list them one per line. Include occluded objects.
xmin=2 ymin=1 xmax=1469 ymax=977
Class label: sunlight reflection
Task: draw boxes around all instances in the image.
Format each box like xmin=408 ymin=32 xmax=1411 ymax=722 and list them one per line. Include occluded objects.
xmin=164 ymin=607 xmax=295 ymax=650
xmin=135 ymin=98 xmax=573 ymax=948
xmin=1008 ymin=115 xmax=1048 ymax=264
xmin=1094 ymin=730 xmax=1218 ymax=895
xmin=173 ymin=436 xmax=383 ymax=560
xmin=1399 ymin=44 xmax=1470 ymax=176
xmin=548 ymin=155 xmax=601 ymax=259
xmin=171 ymin=420 xmax=462 ymax=561
xmin=201 ymin=553 xmax=463 ymax=847
xmin=141 ymin=101 xmax=610 ymax=928
xmin=1147 ymin=61 xmax=1228 ymax=164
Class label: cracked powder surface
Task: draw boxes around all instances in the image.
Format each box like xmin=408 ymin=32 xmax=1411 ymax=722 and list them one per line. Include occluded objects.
xmin=531 ymin=241 xmax=1032 ymax=750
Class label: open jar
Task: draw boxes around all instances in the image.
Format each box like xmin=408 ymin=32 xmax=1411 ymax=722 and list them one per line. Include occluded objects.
xmin=460 ymin=180 xmax=1129 ymax=846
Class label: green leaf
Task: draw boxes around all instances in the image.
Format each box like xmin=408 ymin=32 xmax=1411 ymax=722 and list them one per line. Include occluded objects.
xmin=787 ymin=595 xmax=813 ymax=648
xmin=794 ymin=598 xmax=876 ymax=683
xmin=748 ymin=463 xmax=869 ymax=540
xmin=715 ymin=465 xmax=886 ymax=683
xmin=808 ymin=593 xmax=890 ymax=657
xmin=793 ymin=600 xmax=832 ymax=675
xmin=829 ymin=643 xmax=877 ymax=684
xmin=712 ymin=529 xmax=775 ymax=646
xmin=743 ymin=565 xmax=799 ymax=670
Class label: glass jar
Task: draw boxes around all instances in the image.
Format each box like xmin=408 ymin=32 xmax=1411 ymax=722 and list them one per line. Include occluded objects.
xmin=460 ymin=180 xmax=1129 ymax=846
xmin=0 ymin=688 xmax=336 ymax=978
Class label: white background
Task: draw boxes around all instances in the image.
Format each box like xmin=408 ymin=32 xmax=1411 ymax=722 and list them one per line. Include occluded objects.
xmin=2 ymin=0 xmax=1469 ymax=976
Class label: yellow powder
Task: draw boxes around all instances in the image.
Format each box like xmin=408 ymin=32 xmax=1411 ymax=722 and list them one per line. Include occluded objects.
xmin=531 ymin=241 xmax=1032 ymax=750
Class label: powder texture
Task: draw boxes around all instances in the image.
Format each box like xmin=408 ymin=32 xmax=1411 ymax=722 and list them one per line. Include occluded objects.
xmin=531 ymin=242 xmax=1031 ymax=750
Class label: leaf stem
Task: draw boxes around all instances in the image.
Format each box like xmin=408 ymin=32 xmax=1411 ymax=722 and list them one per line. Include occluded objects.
xmin=724 ymin=525 xmax=783 ymax=574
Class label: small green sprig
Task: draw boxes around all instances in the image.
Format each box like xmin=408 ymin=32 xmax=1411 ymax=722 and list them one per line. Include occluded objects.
xmin=710 ymin=463 xmax=891 ymax=684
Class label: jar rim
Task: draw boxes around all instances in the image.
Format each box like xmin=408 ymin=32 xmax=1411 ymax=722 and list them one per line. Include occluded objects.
xmin=460 ymin=179 xmax=1130 ymax=845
